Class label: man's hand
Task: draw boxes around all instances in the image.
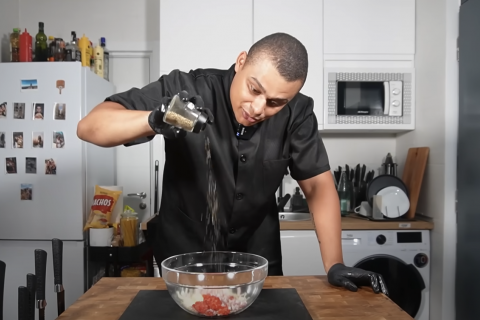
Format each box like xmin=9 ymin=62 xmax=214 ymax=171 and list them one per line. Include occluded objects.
xmin=147 ymin=95 xmax=186 ymax=139
xmin=148 ymin=91 xmax=214 ymax=138
xmin=327 ymin=263 xmax=389 ymax=295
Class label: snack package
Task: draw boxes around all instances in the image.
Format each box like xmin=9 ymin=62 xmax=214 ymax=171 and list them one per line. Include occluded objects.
xmin=84 ymin=185 xmax=122 ymax=231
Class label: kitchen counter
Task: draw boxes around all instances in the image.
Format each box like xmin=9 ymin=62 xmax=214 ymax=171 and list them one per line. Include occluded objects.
xmin=280 ymin=213 xmax=434 ymax=231
xmin=57 ymin=276 xmax=412 ymax=319
xmin=141 ymin=214 xmax=434 ymax=231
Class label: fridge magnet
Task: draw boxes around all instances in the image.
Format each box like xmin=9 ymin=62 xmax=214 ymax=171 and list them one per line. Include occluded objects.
xmin=12 ymin=132 xmax=23 ymax=148
xmin=45 ymin=158 xmax=56 ymax=175
xmin=32 ymin=132 xmax=44 ymax=148
xmin=13 ymin=103 xmax=26 ymax=119
xmin=53 ymin=131 xmax=65 ymax=148
xmin=6 ymin=157 xmax=17 ymax=174
xmin=25 ymin=157 xmax=36 ymax=174
xmin=56 ymin=80 xmax=65 ymax=94
xmin=21 ymin=79 xmax=38 ymax=92
xmin=0 ymin=102 xmax=7 ymax=118
xmin=0 ymin=132 xmax=5 ymax=148
xmin=32 ymin=103 xmax=44 ymax=120
xmin=20 ymin=184 xmax=33 ymax=200
xmin=54 ymin=103 xmax=66 ymax=120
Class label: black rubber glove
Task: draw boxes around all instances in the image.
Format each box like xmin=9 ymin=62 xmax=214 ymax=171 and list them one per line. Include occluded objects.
xmin=147 ymin=96 xmax=186 ymax=139
xmin=327 ymin=263 xmax=389 ymax=295
xmin=148 ymin=91 xmax=214 ymax=138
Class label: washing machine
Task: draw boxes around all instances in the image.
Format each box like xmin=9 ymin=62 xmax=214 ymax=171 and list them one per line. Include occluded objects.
xmin=280 ymin=229 xmax=430 ymax=320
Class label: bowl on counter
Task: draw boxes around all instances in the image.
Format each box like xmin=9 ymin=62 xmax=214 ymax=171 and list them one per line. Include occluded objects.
xmin=161 ymin=251 xmax=268 ymax=317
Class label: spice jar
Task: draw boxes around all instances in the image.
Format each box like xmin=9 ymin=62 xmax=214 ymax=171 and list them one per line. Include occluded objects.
xmin=120 ymin=209 xmax=138 ymax=247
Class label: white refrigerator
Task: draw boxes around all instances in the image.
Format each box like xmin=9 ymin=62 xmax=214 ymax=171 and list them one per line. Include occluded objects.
xmin=0 ymin=62 xmax=116 ymax=320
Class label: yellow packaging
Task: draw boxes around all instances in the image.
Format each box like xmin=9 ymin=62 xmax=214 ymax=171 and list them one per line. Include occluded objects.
xmin=78 ymin=34 xmax=91 ymax=67
xmin=84 ymin=185 xmax=122 ymax=231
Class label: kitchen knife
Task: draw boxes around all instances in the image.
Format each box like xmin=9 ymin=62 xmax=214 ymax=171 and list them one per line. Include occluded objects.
xmin=354 ymin=164 xmax=361 ymax=187
xmin=345 ymin=164 xmax=350 ymax=180
xmin=360 ymin=164 xmax=366 ymax=182
xmin=18 ymin=286 xmax=29 ymax=320
xmin=34 ymin=249 xmax=47 ymax=320
xmin=26 ymin=274 xmax=36 ymax=320
xmin=52 ymin=239 xmax=65 ymax=316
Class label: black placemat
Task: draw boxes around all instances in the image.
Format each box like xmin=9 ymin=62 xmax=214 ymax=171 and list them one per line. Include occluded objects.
xmin=119 ymin=288 xmax=313 ymax=320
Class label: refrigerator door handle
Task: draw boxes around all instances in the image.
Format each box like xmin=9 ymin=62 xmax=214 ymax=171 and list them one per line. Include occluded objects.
xmin=127 ymin=192 xmax=147 ymax=199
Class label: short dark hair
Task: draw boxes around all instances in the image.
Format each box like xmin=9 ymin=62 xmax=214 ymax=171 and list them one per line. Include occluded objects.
xmin=245 ymin=32 xmax=308 ymax=83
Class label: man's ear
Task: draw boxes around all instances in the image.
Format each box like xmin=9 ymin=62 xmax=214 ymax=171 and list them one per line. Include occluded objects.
xmin=235 ymin=51 xmax=248 ymax=72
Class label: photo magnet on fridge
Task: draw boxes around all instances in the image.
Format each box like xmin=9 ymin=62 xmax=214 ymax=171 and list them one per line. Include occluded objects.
xmin=13 ymin=103 xmax=26 ymax=119
xmin=33 ymin=103 xmax=44 ymax=120
xmin=54 ymin=103 xmax=66 ymax=120
xmin=56 ymin=80 xmax=65 ymax=94
xmin=32 ymin=132 xmax=44 ymax=148
xmin=20 ymin=184 xmax=33 ymax=200
xmin=53 ymin=131 xmax=65 ymax=148
xmin=12 ymin=132 xmax=23 ymax=148
xmin=6 ymin=157 xmax=17 ymax=174
xmin=0 ymin=132 xmax=5 ymax=148
xmin=0 ymin=102 xmax=7 ymax=118
xmin=45 ymin=158 xmax=56 ymax=175
xmin=21 ymin=79 xmax=38 ymax=92
xmin=26 ymin=157 xmax=36 ymax=174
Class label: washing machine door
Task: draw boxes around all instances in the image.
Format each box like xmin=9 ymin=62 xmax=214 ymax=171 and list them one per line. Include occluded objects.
xmin=354 ymin=254 xmax=426 ymax=318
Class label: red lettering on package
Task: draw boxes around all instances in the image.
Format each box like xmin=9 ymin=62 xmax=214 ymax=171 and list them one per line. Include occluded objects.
xmin=91 ymin=195 xmax=114 ymax=214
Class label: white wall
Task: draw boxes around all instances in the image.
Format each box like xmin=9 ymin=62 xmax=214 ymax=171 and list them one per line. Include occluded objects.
xmin=0 ymin=0 xmax=20 ymax=62
xmin=396 ymin=0 xmax=458 ymax=319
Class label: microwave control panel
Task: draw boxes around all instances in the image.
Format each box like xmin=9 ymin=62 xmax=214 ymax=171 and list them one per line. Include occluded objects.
xmin=389 ymin=81 xmax=403 ymax=117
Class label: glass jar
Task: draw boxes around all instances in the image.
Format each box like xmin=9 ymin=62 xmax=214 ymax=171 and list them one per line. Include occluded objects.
xmin=120 ymin=210 xmax=138 ymax=247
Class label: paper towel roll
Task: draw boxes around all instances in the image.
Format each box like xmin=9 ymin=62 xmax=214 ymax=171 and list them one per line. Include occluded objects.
xmin=100 ymin=186 xmax=123 ymax=225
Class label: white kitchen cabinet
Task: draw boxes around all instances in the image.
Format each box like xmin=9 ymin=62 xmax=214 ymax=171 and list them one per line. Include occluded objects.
xmin=159 ymin=0 xmax=253 ymax=73
xmin=253 ymin=0 xmax=324 ymax=129
xmin=323 ymin=0 xmax=415 ymax=55
xmin=280 ymin=230 xmax=326 ymax=276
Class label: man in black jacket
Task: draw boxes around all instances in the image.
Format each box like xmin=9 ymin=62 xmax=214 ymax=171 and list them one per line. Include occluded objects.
xmin=77 ymin=32 xmax=387 ymax=295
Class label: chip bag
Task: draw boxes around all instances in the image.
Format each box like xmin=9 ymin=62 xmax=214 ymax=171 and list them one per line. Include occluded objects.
xmin=84 ymin=185 xmax=122 ymax=231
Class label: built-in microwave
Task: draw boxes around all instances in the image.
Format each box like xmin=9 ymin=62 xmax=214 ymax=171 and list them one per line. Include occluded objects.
xmin=323 ymin=68 xmax=415 ymax=131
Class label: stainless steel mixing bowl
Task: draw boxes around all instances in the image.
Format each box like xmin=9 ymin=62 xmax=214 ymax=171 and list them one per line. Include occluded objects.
xmin=161 ymin=251 xmax=268 ymax=317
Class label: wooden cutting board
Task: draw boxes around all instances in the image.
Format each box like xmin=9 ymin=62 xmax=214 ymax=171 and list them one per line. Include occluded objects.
xmin=401 ymin=147 xmax=430 ymax=220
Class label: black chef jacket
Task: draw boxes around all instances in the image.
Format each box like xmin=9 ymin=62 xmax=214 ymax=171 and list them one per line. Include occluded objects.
xmin=105 ymin=64 xmax=330 ymax=275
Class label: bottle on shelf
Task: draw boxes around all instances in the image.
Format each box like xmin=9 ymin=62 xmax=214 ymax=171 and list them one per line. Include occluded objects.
xmin=337 ymin=171 xmax=353 ymax=217
xmin=78 ymin=34 xmax=91 ymax=67
xmin=19 ymin=29 xmax=32 ymax=62
xmin=94 ymin=41 xmax=104 ymax=78
xmin=101 ymin=37 xmax=109 ymax=81
xmin=54 ymin=39 xmax=65 ymax=61
xmin=67 ymin=31 xmax=81 ymax=62
xmin=89 ymin=41 xmax=95 ymax=72
xmin=10 ymin=28 xmax=20 ymax=62
xmin=34 ymin=22 xmax=48 ymax=62
xmin=47 ymin=36 xmax=56 ymax=61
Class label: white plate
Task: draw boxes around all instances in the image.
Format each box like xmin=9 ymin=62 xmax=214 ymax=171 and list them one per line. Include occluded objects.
xmin=376 ymin=187 xmax=410 ymax=218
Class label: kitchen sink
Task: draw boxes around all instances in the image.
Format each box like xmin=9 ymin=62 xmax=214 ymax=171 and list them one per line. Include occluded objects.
xmin=279 ymin=212 xmax=311 ymax=221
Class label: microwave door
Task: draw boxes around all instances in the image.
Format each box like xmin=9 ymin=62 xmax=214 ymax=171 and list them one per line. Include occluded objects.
xmin=337 ymin=81 xmax=385 ymax=116
xmin=383 ymin=81 xmax=390 ymax=115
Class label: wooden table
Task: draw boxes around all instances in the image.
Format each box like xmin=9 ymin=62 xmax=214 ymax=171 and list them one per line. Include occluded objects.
xmin=57 ymin=276 xmax=412 ymax=320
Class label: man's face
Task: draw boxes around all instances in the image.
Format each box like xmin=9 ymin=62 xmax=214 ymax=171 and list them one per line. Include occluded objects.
xmin=230 ymin=52 xmax=303 ymax=126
